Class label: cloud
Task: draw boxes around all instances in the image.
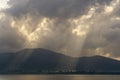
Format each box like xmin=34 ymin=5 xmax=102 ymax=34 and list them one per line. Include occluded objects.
xmin=0 ymin=13 xmax=26 ymax=52
xmin=1 ymin=0 xmax=120 ymax=59
xmin=81 ymin=3 xmax=120 ymax=58
xmin=6 ymin=0 xmax=112 ymax=18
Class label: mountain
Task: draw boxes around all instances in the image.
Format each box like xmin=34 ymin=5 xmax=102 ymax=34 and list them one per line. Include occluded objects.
xmin=0 ymin=48 xmax=120 ymax=74
xmin=77 ymin=56 xmax=120 ymax=74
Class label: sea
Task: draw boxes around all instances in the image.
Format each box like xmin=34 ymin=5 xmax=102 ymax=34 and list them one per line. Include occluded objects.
xmin=0 ymin=75 xmax=120 ymax=80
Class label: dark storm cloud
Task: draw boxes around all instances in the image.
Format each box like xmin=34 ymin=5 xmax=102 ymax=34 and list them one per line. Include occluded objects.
xmin=6 ymin=0 xmax=112 ymax=18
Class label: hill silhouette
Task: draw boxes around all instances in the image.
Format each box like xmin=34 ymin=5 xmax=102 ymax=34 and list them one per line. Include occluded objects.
xmin=0 ymin=48 xmax=120 ymax=74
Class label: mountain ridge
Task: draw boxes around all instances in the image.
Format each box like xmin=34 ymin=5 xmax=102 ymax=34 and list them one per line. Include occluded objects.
xmin=0 ymin=48 xmax=120 ymax=74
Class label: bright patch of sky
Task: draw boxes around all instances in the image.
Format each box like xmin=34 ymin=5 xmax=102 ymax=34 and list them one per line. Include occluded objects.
xmin=0 ymin=0 xmax=9 ymax=10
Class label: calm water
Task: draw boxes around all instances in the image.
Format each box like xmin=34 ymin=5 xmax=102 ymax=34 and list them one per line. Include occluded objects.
xmin=0 ymin=75 xmax=120 ymax=80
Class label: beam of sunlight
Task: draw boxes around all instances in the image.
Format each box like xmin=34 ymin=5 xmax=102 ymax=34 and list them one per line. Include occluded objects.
xmin=6 ymin=49 xmax=34 ymax=71
xmin=10 ymin=16 xmax=52 ymax=48
xmin=0 ymin=12 xmax=5 ymax=20
xmin=57 ymin=7 xmax=96 ymax=70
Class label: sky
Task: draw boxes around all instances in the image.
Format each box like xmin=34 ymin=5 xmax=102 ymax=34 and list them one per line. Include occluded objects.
xmin=0 ymin=0 xmax=9 ymax=9
xmin=0 ymin=0 xmax=120 ymax=60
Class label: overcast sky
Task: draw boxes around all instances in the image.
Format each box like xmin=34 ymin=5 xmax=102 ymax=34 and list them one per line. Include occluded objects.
xmin=0 ymin=0 xmax=120 ymax=59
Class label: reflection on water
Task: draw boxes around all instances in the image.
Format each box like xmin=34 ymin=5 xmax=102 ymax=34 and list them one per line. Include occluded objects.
xmin=0 ymin=75 xmax=120 ymax=80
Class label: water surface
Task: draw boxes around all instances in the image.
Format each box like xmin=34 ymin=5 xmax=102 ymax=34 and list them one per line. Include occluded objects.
xmin=0 ymin=75 xmax=120 ymax=80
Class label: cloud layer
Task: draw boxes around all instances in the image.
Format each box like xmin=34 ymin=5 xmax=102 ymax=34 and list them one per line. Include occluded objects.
xmin=0 ymin=0 xmax=120 ymax=59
